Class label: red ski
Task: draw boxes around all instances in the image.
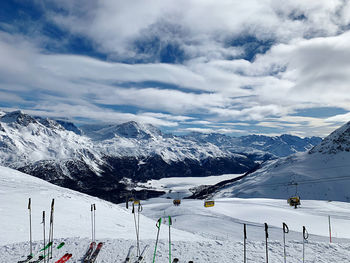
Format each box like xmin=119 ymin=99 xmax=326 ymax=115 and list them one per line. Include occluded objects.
xmin=55 ymin=253 xmax=72 ymax=263
xmin=89 ymin=242 xmax=103 ymax=263
xmin=83 ymin=242 xmax=96 ymax=263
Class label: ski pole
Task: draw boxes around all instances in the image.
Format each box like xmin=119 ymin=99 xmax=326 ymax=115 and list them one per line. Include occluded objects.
xmin=264 ymin=223 xmax=268 ymax=263
xmin=169 ymin=216 xmax=172 ymax=263
xmin=328 ymin=215 xmax=332 ymax=243
xmin=282 ymin=222 xmax=289 ymax=263
xmin=137 ymin=202 xmax=143 ymax=257
xmin=48 ymin=199 xmax=54 ymax=260
xmin=243 ymin=223 xmax=247 ymax=263
xmin=91 ymin=204 xmax=94 ymax=244
xmin=42 ymin=211 xmax=46 ymax=263
xmin=302 ymin=226 xmax=309 ymax=263
xmin=28 ymin=198 xmax=33 ymax=257
xmin=132 ymin=203 xmax=140 ymax=257
xmin=152 ymin=218 xmax=162 ymax=263
xmin=93 ymin=204 xmax=96 ymax=243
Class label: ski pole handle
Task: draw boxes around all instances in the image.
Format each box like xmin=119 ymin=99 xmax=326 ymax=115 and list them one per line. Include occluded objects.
xmin=244 ymin=224 xmax=247 ymax=239
xmin=138 ymin=203 xmax=143 ymax=212
xmin=28 ymin=198 xmax=31 ymax=209
xmin=156 ymin=218 xmax=162 ymax=228
xmin=168 ymin=216 xmax=172 ymax=226
xmin=303 ymin=226 xmax=309 ymax=240
xmin=264 ymin=223 xmax=268 ymax=239
xmin=283 ymin=222 xmax=289 ymax=234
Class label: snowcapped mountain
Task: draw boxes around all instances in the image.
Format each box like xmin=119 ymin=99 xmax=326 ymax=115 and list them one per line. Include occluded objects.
xmin=0 ymin=110 xmax=255 ymax=203
xmin=0 ymin=110 xmax=321 ymax=204
xmin=204 ymin=121 xmax=350 ymax=202
xmin=183 ymin=132 xmax=321 ymax=159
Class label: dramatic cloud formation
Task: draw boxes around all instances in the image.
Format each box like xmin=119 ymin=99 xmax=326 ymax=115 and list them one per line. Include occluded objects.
xmin=0 ymin=0 xmax=350 ymax=136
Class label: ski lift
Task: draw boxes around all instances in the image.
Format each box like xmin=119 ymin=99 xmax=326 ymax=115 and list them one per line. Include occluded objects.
xmin=287 ymin=196 xmax=300 ymax=208
xmin=287 ymin=182 xmax=300 ymax=208
xmin=173 ymin=192 xmax=181 ymax=206
xmin=204 ymin=200 xmax=215 ymax=208
xmin=173 ymin=199 xmax=181 ymax=206
xmin=204 ymin=187 xmax=215 ymax=208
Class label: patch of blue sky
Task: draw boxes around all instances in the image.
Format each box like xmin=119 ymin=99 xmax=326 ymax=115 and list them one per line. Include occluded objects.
xmin=0 ymin=1 xmax=107 ymax=60
xmin=132 ymin=36 xmax=185 ymax=64
xmin=291 ymin=107 xmax=348 ymax=118
xmin=227 ymin=35 xmax=274 ymax=62
xmin=94 ymin=104 xmax=141 ymax=115
xmin=0 ymin=1 xmax=43 ymax=24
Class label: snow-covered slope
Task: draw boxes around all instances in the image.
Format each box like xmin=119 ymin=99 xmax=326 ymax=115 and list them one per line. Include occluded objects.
xmin=212 ymin=121 xmax=350 ymax=202
xmin=2 ymin=166 xmax=350 ymax=262
xmin=0 ymin=165 xmax=200 ymax=246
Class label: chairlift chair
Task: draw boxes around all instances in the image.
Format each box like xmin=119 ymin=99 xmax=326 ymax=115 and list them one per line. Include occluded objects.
xmin=287 ymin=196 xmax=300 ymax=208
xmin=204 ymin=200 xmax=215 ymax=208
xmin=173 ymin=199 xmax=181 ymax=206
xmin=287 ymin=181 xmax=300 ymax=208
xmin=173 ymin=192 xmax=181 ymax=206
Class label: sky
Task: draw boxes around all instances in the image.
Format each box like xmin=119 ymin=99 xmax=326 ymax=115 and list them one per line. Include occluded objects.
xmin=1 ymin=0 xmax=350 ymax=137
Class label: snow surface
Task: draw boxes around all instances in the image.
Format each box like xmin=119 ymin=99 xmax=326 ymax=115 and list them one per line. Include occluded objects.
xmin=136 ymin=174 xmax=243 ymax=197
xmin=2 ymin=166 xmax=350 ymax=262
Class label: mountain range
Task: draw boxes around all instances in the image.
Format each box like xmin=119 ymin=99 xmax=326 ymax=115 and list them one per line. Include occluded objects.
xmin=192 ymin=121 xmax=350 ymax=202
xmin=0 ymin=109 xmax=321 ymax=203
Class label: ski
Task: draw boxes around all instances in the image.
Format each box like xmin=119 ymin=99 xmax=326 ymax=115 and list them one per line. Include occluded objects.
xmin=18 ymin=255 xmax=33 ymax=263
xmin=27 ymin=242 xmax=64 ymax=263
xmin=55 ymin=253 xmax=72 ymax=263
xmin=88 ymin=242 xmax=103 ymax=263
xmin=26 ymin=242 xmax=52 ymax=263
xmin=125 ymin=245 xmax=135 ymax=263
xmin=30 ymin=255 xmax=46 ymax=263
xmin=82 ymin=242 xmax=96 ymax=263
xmin=134 ymin=245 xmax=149 ymax=263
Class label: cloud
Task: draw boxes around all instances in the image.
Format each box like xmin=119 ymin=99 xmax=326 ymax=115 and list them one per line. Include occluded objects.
xmin=1 ymin=1 xmax=350 ymax=137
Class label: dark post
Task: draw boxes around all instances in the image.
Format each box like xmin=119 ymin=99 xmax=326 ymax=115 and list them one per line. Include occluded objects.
xmin=283 ymin=222 xmax=289 ymax=263
xmin=243 ymin=224 xmax=247 ymax=263
xmin=28 ymin=198 xmax=32 ymax=256
xmin=264 ymin=223 xmax=268 ymax=263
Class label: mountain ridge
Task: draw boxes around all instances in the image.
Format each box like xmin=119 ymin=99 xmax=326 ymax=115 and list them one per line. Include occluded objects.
xmin=195 ymin=121 xmax=350 ymax=202
xmin=0 ymin=109 xmax=322 ymax=203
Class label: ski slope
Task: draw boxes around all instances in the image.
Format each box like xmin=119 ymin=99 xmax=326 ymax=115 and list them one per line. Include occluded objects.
xmin=2 ymin=166 xmax=350 ymax=262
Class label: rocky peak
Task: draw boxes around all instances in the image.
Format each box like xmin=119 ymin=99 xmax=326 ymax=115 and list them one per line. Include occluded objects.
xmin=310 ymin=121 xmax=350 ymax=154
xmin=0 ymin=110 xmax=37 ymax=126
xmin=114 ymin=121 xmax=162 ymax=139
